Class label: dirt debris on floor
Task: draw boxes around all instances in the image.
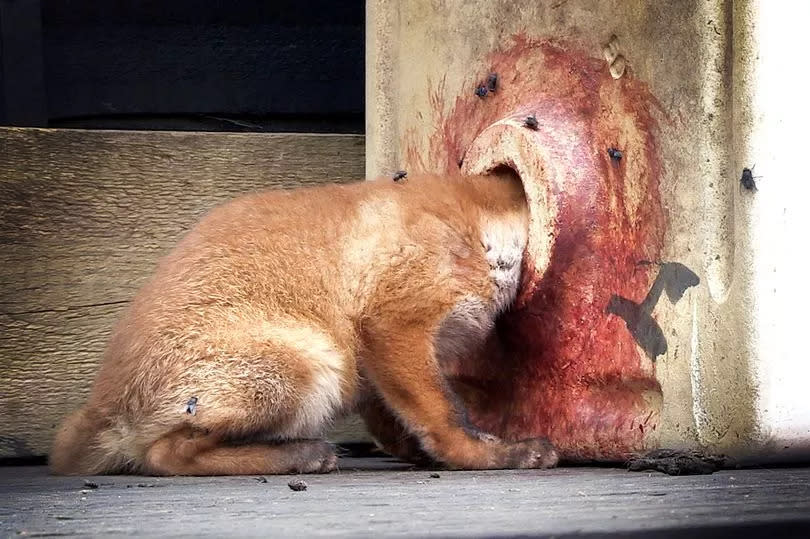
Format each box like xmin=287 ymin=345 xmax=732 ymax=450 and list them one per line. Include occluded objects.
xmin=626 ymin=449 xmax=726 ymax=475
xmin=1 ymin=459 xmax=808 ymax=537
xmin=287 ymin=478 xmax=308 ymax=491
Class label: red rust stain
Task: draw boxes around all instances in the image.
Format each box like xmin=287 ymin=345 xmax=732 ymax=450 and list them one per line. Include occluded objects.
xmin=404 ymin=36 xmax=667 ymax=460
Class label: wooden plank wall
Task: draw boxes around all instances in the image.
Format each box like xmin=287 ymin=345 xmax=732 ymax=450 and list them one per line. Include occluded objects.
xmin=0 ymin=128 xmax=368 ymax=458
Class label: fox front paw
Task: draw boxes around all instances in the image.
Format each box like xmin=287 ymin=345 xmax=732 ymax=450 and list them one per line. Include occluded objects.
xmin=504 ymin=437 xmax=559 ymax=469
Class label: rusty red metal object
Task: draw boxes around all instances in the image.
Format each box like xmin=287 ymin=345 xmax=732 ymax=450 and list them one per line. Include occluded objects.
xmin=404 ymin=36 xmax=667 ymax=461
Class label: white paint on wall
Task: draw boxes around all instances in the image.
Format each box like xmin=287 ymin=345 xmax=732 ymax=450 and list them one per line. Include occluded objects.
xmin=750 ymin=1 xmax=810 ymax=454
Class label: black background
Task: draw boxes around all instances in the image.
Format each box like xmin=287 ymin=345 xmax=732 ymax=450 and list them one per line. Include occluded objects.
xmin=0 ymin=0 xmax=364 ymax=132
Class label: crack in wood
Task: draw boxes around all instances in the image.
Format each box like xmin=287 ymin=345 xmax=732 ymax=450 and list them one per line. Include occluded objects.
xmin=0 ymin=299 xmax=129 ymax=317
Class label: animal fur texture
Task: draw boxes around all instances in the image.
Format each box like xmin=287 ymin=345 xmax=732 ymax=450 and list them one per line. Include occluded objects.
xmin=50 ymin=170 xmax=558 ymax=476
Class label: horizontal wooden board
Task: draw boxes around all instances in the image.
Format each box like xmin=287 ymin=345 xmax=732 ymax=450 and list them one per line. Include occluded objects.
xmin=0 ymin=127 xmax=369 ymax=458
xmin=3 ymin=465 xmax=810 ymax=537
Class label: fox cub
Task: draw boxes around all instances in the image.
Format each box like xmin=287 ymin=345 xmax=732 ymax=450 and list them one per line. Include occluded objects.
xmin=50 ymin=169 xmax=558 ymax=475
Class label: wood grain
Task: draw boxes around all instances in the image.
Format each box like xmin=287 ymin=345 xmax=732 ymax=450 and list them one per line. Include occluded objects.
xmin=0 ymin=127 xmax=368 ymax=458
xmin=2 ymin=465 xmax=809 ymax=537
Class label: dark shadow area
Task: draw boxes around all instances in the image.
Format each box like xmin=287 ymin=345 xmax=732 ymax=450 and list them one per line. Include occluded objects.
xmin=1 ymin=0 xmax=364 ymax=132
xmin=505 ymin=520 xmax=810 ymax=539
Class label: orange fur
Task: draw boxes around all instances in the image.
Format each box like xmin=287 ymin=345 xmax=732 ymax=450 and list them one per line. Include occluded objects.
xmin=50 ymin=170 xmax=558 ymax=476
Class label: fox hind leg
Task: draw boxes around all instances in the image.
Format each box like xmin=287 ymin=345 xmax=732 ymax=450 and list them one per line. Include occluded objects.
xmin=138 ymin=322 xmax=348 ymax=476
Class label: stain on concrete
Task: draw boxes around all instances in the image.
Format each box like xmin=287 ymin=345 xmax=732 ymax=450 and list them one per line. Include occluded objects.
xmin=404 ymin=35 xmax=670 ymax=460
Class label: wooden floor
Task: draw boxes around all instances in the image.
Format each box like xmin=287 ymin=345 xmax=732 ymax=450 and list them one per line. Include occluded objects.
xmin=1 ymin=459 xmax=809 ymax=538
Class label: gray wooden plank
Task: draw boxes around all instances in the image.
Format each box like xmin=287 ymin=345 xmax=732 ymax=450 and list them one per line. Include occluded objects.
xmin=1 ymin=464 xmax=809 ymax=537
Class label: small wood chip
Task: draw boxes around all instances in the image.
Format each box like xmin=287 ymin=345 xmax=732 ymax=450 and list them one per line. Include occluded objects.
xmin=288 ymin=479 xmax=308 ymax=491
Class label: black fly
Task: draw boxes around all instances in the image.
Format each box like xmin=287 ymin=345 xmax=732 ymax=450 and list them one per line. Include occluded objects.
xmin=185 ymin=396 xmax=198 ymax=415
xmin=740 ymin=167 xmax=758 ymax=192
xmin=523 ymin=114 xmax=538 ymax=130
xmin=607 ymin=147 xmax=623 ymax=162
xmin=393 ymin=170 xmax=408 ymax=182
xmin=486 ymin=73 xmax=498 ymax=93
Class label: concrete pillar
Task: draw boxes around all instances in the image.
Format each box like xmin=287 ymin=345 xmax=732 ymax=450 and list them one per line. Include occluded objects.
xmin=366 ymin=0 xmax=810 ymax=462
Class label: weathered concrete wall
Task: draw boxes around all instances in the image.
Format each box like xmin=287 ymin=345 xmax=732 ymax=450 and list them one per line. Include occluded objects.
xmin=366 ymin=0 xmax=809 ymax=462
